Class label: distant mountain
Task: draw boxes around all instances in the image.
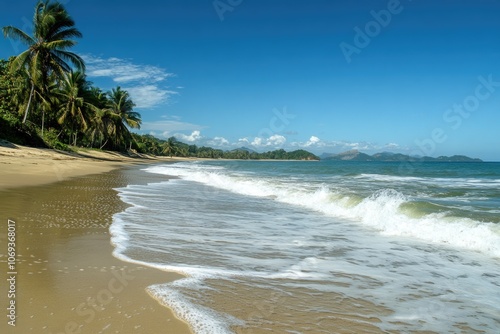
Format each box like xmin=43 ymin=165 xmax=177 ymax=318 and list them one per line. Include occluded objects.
xmin=372 ymin=152 xmax=418 ymax=161
xmin=220 ymin=148 xmax=319 ymax=160
xmin=321 ymin=150 xmax=372 ymax=161
xmin=321 ymin=150 xmax=483 ymax=162
xmin=432 ymin=155 xmax=483 ymax=162
xmin=230 ymin=147 xmax=257 ymax=154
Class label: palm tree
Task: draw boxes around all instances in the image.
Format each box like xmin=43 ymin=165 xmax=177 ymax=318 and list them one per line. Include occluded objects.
xmin=2 ymin=0 xmax=84 ymax=132
xmin=106 ymin=87 xmax=141 ymax=150
xmin=56 ymin=71 xmax=98 ymax=146
xmin=86 ymin=87 xmax=112 ymax=149
xmin=162 ymin=137 xmax=176 ymax=157
xmin=86 ymin=108 xmax=109 ymax=149
xmin=132 ymin=134 xmax=160 ymax=155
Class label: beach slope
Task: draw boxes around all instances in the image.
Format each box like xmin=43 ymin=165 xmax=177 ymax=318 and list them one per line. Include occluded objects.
xmin=0 ymin=142 xmax=192 ymax=333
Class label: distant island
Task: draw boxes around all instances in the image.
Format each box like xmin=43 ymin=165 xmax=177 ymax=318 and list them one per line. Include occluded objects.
xmin=224 ymin=147 xmax=320 ymax=160
xmin=154 ymin=137 xmax=320 ymax=160
xmin=321 ymin=150 xmax=483 ymax=162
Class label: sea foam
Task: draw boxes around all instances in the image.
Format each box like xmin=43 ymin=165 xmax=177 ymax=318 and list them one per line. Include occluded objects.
xmin=144 ymin=163 xmax=500 ymax=258
xmin=110 ymin=162 xmax=500 ymax=333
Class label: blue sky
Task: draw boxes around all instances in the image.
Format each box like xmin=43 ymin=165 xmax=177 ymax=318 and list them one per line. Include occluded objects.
xmin=1 ymin=0 xmax=500 ymax=160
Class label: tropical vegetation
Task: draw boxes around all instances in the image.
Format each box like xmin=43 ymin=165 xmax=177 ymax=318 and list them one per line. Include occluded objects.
xmin=0 ymin=0 xmax=319 ymax=161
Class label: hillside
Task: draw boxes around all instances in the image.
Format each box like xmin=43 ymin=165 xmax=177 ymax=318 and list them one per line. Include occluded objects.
xmin=321 ymin=150 xmax=483 ymax=162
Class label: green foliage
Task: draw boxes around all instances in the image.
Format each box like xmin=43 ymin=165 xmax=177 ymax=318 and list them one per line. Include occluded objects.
xmin=1 ymin=53 xmax=141 ymax=151
xmin=0 ymin=114 xmax=44 ymax=146
xmin=105 ymin=87 xmax=141 ymax=151
xmin=129 ymin=134 xmax=320 ymax=160
xmin=0 ymin=1 xmax=320 ymax=161
xmin=1 ymin=58 xmax=45 ymax=146
xmin=3 ymin=0 xmax=85 ymax=129
xmin=41 ymin=127 xmax=70 ymax=151
xmin=0 ymin=2 xmax=145 ymax=152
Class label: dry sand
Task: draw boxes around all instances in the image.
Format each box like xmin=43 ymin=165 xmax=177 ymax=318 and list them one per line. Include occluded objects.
xmin=0 ymin=142 xmax=193 ymax=333
xmin=0 ymin=139 xmax=187 ymax=190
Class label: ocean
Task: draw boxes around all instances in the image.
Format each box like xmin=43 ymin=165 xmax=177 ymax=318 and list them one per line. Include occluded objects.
xmin=110 ymin=160 xmax=500 ymax=333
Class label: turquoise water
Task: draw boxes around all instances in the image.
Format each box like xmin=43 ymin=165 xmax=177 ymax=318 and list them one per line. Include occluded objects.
xmin=111 ymin=161 xmax=500 ymax=333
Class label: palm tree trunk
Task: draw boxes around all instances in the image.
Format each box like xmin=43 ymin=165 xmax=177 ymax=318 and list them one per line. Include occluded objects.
xmin=89 ymin=131 xmax=95 ymax=148
xmin=41 ymin=109 xmax=45 ymax=137
xmin=22 ymin=82 xmax=35 ymax=123
xmin=100 ymin=139 xmax=108 ymax=150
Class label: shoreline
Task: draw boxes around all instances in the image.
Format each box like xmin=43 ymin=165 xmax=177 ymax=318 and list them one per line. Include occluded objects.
xmin=0 ymin=141 xmax=195 ymax=191
xmin=0 ymin=142 xmax=316 ymax=191
xmin=0 ymin=143 xmax=194 ymax=333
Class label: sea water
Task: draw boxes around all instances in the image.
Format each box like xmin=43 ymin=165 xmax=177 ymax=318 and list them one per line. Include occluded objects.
xmin=110 ymin=161 xmax=500 ymax=333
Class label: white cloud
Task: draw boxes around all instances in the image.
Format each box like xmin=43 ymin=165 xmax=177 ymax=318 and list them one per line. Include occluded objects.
xmin=251 ymin=137 xmax=263 ymax=146
xmin=385 ymin=142 xmax=400 ymax=149
xmin=290 ymin=138 xmax=409 ymax=154
xmin=250 ymin=135 xmax=286 ymax=147
xmin=305 ymin=136 xmax=321 ymax=147
xmin=161 ymin=115 xmax=182 ymax=121
xmin=176 ymin=130 xmax=202 ymax=142
xmin=207 ymin=136 xmax=230 ymax=147
xmin=126 ymin=86 xmax=177 ymax=109
xmin=82 ymin=55 xmax=177 ymax=109
xmin=141 ymin=120 xmax=204 ymax=134
xmin=268 ymin=134 xmax=286 ymax=146
xmin=83 ymin=55 xmax=173 ymax=83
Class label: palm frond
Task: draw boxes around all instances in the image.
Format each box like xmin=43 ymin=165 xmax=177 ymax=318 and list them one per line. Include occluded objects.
xmin=52 ymin=50 xmax=85 ymax=72
xmin=49 ymin=53 xmax=72 ymax=73
xmin=33 ymin=1 xmax=45 ymax=36
xmin=2 ymin=26 xmax=35 ymax=46
xmin=45 ymin=39 xmax=76 ymax=50
xmin=9 ymin=50 xmax=32 ymax=73
xmin=51 ymin=27 xmax=82 ymax=41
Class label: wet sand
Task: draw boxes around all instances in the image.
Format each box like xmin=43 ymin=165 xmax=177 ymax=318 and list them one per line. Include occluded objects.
xmin=0 ymin=144 xmax=193 ymax=333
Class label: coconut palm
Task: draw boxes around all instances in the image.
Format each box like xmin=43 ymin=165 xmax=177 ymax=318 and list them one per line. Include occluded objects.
xmin=85 ymin=87 xmax=112 ymax=148
xmin=56 ymin=71 xmax=98 ymax=146
xmin=106 ymin=87 xmax=141 ymax=150
xmin=2 ymin=0 xmax=84 ymax=129
xmin=86 ymin=108 xmax=109 ymax=149
xmin=162 ymin=137 xmax=176 ymax=157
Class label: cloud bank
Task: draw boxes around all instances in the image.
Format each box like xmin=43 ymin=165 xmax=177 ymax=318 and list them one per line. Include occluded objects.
xmin=82 ymin=55 xmax=177 ymax=109
xmin=143 ymin=130 xmax=406 ymax=155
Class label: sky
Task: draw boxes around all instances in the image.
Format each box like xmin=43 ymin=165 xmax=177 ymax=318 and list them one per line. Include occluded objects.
xmin=1 ymin=0 xmax=500 ymax=160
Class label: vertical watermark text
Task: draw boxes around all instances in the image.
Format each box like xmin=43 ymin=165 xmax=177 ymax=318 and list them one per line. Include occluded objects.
xmin=6 ymin=219 xmax=17 ymax=327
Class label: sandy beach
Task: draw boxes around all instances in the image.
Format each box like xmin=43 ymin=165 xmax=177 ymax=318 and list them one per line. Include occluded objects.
xmin=0 ymin=142 xmax=193 ymax=333
xmin=0 ymin=139 xmax=185 ymax=190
